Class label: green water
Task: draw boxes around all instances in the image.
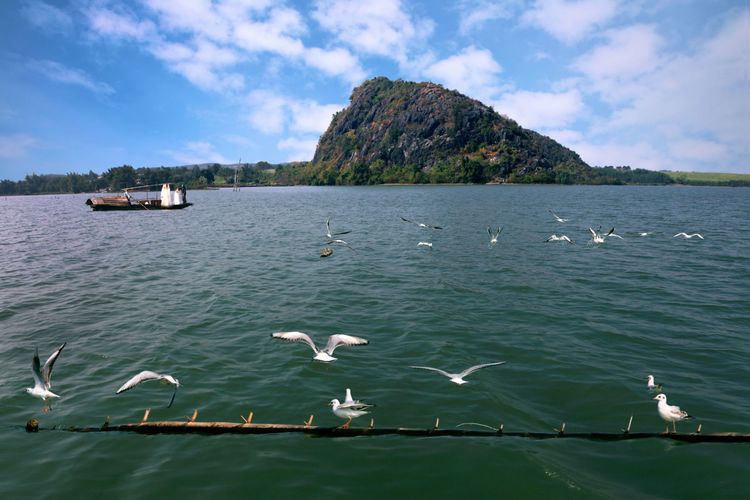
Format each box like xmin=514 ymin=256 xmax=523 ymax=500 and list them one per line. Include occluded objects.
xmin=1 ymin=185 xmax=749 ymax=498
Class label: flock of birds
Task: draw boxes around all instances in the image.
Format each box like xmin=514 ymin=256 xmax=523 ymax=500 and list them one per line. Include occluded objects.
xmin=26 ymin=337 xmax=694 ymax=432
xmin=322 ymin=211 xmax=704 ymax=255
xmin=22 ymin=209 xmax=705 ymax=429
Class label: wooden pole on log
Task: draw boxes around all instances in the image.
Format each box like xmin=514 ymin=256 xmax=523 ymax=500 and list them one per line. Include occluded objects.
xmin=27 ymin=419 xmax=750 ymax=443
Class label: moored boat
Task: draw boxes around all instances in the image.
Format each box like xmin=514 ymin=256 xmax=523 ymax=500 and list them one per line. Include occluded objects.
xmin=86 ymin=183 xmax=193 ymax=211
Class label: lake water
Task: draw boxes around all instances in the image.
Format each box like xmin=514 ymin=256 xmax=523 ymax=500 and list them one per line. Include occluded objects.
xmin=1 ymin=185 xmax=749 ymax=498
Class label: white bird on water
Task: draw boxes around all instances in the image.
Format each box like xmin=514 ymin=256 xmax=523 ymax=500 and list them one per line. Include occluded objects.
xmin=546 ymin=234 xmax=574 ymax=244
xmin=589 ymin=226 xmax=615 ymax=244
xmin=271 ymin=331 xmax=368 ymax=362
xmin=488 ymin=226 xmax=502 ymax=246
xmin=653 ymin=393 xmax=693 ymax=433
xmin=549 ymin=210 xmax=569 ymax=223
xmin=647 ymin=374 xmax=663 ymax=392
xmin=410 ymin=361 xmax=506 ymax=385
xmin=673 ymin=232 xmax=704 ymax=239
xmin=26 ymin=342 xmax=66 ymax=413
xmin=330 ymin=388 xmax=374 ymax=428
xmin=116 ymin=370 xmax=180 ymax=408
xmin=417 ymin=241 xmax=433 ymax=248
xmin=401 ymin=216 xmax=443 ymax=230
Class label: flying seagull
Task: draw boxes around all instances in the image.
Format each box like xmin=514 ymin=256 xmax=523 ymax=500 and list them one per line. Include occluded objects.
xmin=401 ymin=216 xmax=443 ymax=230
xmin=589 ymin=226 xmax=615 ymax=244
xmin=673 ymin=232 xmax=704 ymax=239
xmin=409 ymin=361 xmax=506 ymax=385
xmin=271 ymin=331 xmax=368 ymax=362
xmin=549 ymin=210 xmax=569 ymax=223
xmin=647 ymin=375 xmax=663 ymax=392
xmin=26 ymin=342 xmax=66 ymax=413
xmin=488 ymin=226 xmax=502 ymax=246
xmin=653 ymin=393 xmax=693 ymax=433
xmin=116 ymin=370 xmax=180 ymax=408
xmin=546 ymin=234 xmax=574 ymax=244
xmin=325 ymin=217 xmax=351 ymax=239
xmin=326 ymin=238 xmax=355 ymax=251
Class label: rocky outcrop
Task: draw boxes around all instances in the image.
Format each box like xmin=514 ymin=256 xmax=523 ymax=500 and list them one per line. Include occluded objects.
xmin=312 ymin=77 xmax=589 ymax=180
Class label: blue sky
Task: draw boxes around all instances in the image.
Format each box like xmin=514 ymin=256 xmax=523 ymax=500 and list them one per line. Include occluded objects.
xmin=0 ymin=0 xmax=747 ymax=180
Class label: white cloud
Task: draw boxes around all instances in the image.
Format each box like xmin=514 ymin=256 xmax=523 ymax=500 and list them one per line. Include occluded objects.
xmin=30 ymin=60 xmax=115 ymax=95
xmin=85 ymin=2 xmax=367 ymax=91
xmin=20 ymin=0 xmax=73 ymax=35
xmin=246 ymin=90 xmax=289 ymax=134
xmin=312 ymin=0 xmax=433 ymax=64
xmin=566 ymin=139 xmax=664 ymax=169
xmin=573 ymin=24 xmax=663 ymax=97
xmin=457 ymin=0 xmax=517 ymax=35
xmin=245 ymin=90 xmax=343 ymax=135
xmin=422 ymin=46 xmax=503 ymax=102
xmin=164 ymin=141 xmax=230 ymax=165
xmin=303 ymin=47 xmax=366 ymax=86
xmin=493 ymin=89 xmax=584 ymax=129
xmin=288 ymin=100 xmax=343 ymax=134
xmin=0 ymin=133 xmax=37 ymax=158
xmin=277 ymin=137 xmax=318 ymax=161
xmin=86 ymin=6 xmax=156 ymax=42
xmin=232 ymin=7 xmax=307 ymax=57
xmin=573 ymin=16 xmax=749 ymax=170
xmin=521 ymin=0 xmax=619 ymax=44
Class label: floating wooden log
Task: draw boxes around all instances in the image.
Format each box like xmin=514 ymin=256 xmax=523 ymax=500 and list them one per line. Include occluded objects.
xmin=24 ymin=419 xmax=750 ymax=442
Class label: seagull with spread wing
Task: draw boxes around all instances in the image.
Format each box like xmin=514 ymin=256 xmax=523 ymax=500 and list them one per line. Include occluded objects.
xmin=549 ymin=210 xmax=569 ymax=223
xmin=488 ymin=226 xmax=502 ymax=246
xmin=271 ymin=331 xmax=369 ymax=362
xmin=116 ymin=370 xmax=180 ymax=408
xmin=409 ymin=361 xmax=506 ymax=385
xmin=26 ymin=342 xmax=66 ymax=413
xmin=400 ymin=216 xmax=443 ymax=230
xmin=325 ymin=217 xmax=351 ymax=239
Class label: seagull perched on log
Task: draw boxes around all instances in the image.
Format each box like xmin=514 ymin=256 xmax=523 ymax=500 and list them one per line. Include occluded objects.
xmin=549 ymin=210 xmax=569 ymax=223
xmin=271 ymin=331 xmax=368 ymax=362
xmin=488 ymin=226 xmax=502 ymax=246
xmin=401 ymin=216 xmax=442 ymax=230
xmin=116 ymin=370 xmax=180 ymax=408
xmin=26 ymin=343 xmax=66 ymax=413
xmin=409 ymin=361 xmax=506 ymax=385
xmin=329 ymin=388 xmax=374 ymax=428
xmin=653 ymin=393 xmax=693 ymax=433
xmin=673 ymin=232 xmax=704 ymax=239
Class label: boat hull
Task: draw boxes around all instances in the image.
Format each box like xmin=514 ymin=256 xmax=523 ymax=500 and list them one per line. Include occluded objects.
xmin=86 ymin=196 xmax=193 ymax=211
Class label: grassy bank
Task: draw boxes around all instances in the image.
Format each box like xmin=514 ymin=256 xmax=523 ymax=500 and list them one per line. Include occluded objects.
xmin=661 ymin=170 xmax=750 ymax=186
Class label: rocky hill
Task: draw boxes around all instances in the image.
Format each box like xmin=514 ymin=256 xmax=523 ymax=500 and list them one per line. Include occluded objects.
xmin=311 ymin=77 xmax=591 ymax=183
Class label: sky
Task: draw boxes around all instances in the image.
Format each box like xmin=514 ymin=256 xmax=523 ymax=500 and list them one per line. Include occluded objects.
xmin=0 ymin=0 xmax=748 ymax=180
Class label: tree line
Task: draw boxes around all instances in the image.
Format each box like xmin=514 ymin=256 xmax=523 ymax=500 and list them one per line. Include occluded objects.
xmin=6 ymin=161 xmax=747 ymax=195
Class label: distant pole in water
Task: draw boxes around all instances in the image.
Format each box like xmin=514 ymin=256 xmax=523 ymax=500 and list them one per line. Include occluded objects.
xmin=233 ymin=158 xmax=241 ymax=192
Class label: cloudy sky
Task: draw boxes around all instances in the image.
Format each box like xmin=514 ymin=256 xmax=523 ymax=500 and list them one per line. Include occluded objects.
xmin=0 ymin=0 xmax=747 ymax=180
